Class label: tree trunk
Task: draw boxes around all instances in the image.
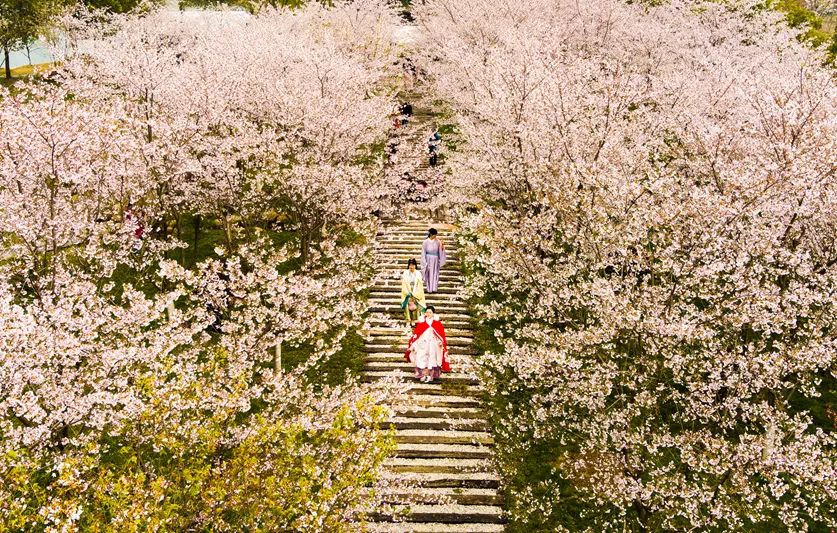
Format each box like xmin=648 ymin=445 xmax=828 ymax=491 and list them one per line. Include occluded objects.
xmin=300 ymin=232 xmax=311 ymax=265
xmin=177 ymin=215 xmax=185 ymax=266
xmin=193 ymin=215 xmax=201 ymax=266
xmin=632 ymin=500 xmax=649 ymax=533
xmin=3 ymin=44 xmax=11 ymax=79
xmin=222 ymin=216 xmax=234 ymax=255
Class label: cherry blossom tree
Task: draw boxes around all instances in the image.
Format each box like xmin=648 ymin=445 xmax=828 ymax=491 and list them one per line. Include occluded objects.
xmin=57 ymin=1 xmax=399 ymax=261
xmin=0 ymin=2 xmax=403 ymax=530
xmin=414 ymin=0 xmax=837 ymax=530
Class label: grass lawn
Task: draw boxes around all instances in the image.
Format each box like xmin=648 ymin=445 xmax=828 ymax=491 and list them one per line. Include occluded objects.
xmin=1 ymin=64 xmax=53 ymax=87
xmin=281 ymin=328 xmax=367 ymax=388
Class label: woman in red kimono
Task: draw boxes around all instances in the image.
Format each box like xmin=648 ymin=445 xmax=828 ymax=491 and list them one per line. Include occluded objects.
xmin=404 ymin=306 xmax=451 ymax=382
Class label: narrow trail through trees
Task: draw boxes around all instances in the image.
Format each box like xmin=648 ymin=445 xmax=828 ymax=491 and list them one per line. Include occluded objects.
xmin=358 ymin=24 xmax=506 ymax=527
xmin=362 ymin=220 xmax=505 ymax=531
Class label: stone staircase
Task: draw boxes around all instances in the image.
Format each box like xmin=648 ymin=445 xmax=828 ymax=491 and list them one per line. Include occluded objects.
xmin=363 ymin=220 xmax=505 ymax=532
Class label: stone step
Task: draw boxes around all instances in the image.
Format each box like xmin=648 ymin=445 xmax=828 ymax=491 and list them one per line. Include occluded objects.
xmin=376 ymin=245 xmax=456 ymax=251
xmin=375 ymin=329 xmax=471 ymax=338
xmin=368 ymin=304 xmax=470 ymax=313
xmin=369 ymin=328 xmax=472 ymax=336
xmin=396 ymin=443 xmax=492 ymax=460
xmin=365 ymin=335 xmax=473 ymax=344
xmin=376 ymin=280 xmax=464 ymax=288
xmin=374 ymin=271 xmax=462 ymax=278
xmin=370 ymin=293 xmax=465 ymax=303
xmin=378 ymin=268 xmax=461 ymax=275
xmin=376 ymin=244 xmax=459 ymax=250
xmin=377 ymin=241 xmax=457 ymax=246
xmin=380 ymin=471 xmax=500 ymax=489
xmin=378 ymin=276 xmax=462 ymax=284
xmin=376 ymin=241 xmax=454 ymax=247
xmin=377 ymin=231 xmax=456 ymax=237
xmin=362 ymin=371 xmax=480 ymax=386
xmin=392 ymin=406 xmax=484 ymax=419
xmin=397 ymin=382 xmax=483 ymax=397
xmin=379 ymin=222 xmax=450 ymax=228
xmin=379 ymin=487 xmax=504 ymax=506
xmin=369 ymin=317 xmax=474 ymax=326
xmin=376 ymin=243 xmax=456 ymax=250
xmin=362 ymin=335 xmax=473 ymax=344
xmin=366 ymin=521 xmax=504 ymax=532
xmin=366 ymin=328 xmax=473 ymax=338
xmin=374 ymin=232 xmax=444 ymax=237
xmin=366 ymin=335 xmax=474 ymax=345
xmin=368 ymin=307 xmax=473 ymax=318
xmin=371 ymin=286 xmax=465 ymax=295
xmin=364 ymin=359 xmax=479 ymax=372
xmin=378 ymin=229 xmax=455 ymax=235
xmin=375 ymin=230 xmax=456 ymax=236
xmin=366 ymin=321 xmax=473 ymax=331
xmin=389 ymin=417 xmax=489 ymax=433
xmin=384 ymin=457 xmax=491 ymax=474
xmin=377 ymin=257 xmax=461 ymax=264
xmin=367 ymin=316 xmax=472 ymax=325
xmin=370 ymin=282 xmax=464 ymax=289
xmin=377 ymin=242 xmax=456 ymax=247
xmin=375 ymin=260 xmax=459 ymax=268
xmin=377 ymin=256 xmax=459 ymax=262
xmin=378 ymin=260 xmax=460 ymax=267
xmin=364 ymin=352 xmax=475 ymax=363
xmin=370 ymin=285 xmax=465 ymax=293
xmin=377 ymin=253 xmax=459 ymax=259
xmin=370 ymin=295 xmax=467 ymax=303
xmin=366 ymin=344 xmax=476 ymax=355
xmin=394 ymin=395 xmax=482 ymax=409
xmin=393 ymin=428 xmax=492 ymax=444
xmin=368 ymin=504 xmax=504 ymax=524
xmin=365 ymin=326 xmax=471 ymax=334
xmin=367 ymin=312 xmax=470 ymax=320
xmin=365 ymin=361 xmax=476 ymax=374
xmin=364 ymin=335 xmax=473 ymax=343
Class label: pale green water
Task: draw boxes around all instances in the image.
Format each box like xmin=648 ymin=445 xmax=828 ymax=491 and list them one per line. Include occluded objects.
xmin=5 ymin=40 xmax=54 ymax=70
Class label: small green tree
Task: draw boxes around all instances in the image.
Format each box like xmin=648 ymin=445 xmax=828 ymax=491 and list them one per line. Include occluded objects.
xmin=0 ymin=0 xmax=61 ymax=79
xmin=768 ymin=0 xmax=835 ymax=46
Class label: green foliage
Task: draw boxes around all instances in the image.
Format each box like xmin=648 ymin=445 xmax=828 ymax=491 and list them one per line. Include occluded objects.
xmin=769 ymin=0 xmax=834 ymax=46
xmin=82 ymin=0 xmax=162 ymax=14
xmin=1 ymin=391 xmax=395 ymax=532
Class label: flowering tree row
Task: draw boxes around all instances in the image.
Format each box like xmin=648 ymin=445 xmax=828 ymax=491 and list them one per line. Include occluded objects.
xmin=414 ymin=0 xmax=837 ymax=530
xmin=0 ymin=1 xmax=402 ymax=530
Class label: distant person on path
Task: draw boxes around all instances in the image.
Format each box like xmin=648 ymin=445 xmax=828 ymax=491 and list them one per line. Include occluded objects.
xmin=401 ymin=258 xmax=426 ymax=327
xmin=402 ymin=57 xmax=417 ymax=88
xmin=404 ymin=305 xmax=450 ymax=383
xmin=428 ymin=129 xmax=441 ymax=166
xmin=400 ymin=102 xmax=413 ymax=126
xmin=421 ymin=228 xmax=446 ymax=293
xmin=386 ymin=137 xmax=400 ymax=165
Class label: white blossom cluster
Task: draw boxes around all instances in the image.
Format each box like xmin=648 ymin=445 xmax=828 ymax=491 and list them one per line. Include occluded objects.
xmin=414 ymin=0 xmax=837 ymax=529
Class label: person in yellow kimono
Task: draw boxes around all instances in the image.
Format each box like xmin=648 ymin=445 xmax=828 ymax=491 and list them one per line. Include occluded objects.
xmin=401 ymin=258 xmax=426 ymax=327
